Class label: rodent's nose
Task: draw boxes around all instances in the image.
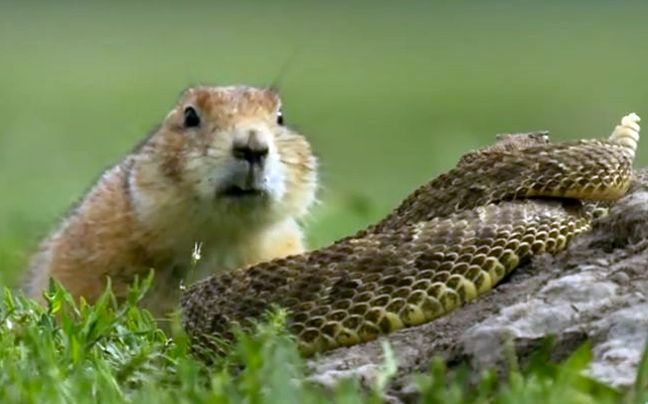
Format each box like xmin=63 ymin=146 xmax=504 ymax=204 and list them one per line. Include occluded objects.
xmin=233 ymin=144 xmax=268 ymax=164
xmin=232 ymin=133 xmax=269 ymax=165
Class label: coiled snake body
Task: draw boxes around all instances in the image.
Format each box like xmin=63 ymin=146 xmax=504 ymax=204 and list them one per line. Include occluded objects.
xmin=181 ymin=114 xmax=641 ymax=355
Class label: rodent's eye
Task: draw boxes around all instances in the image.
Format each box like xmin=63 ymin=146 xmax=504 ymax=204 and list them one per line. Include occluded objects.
xmin=276 ymin=110 xmax=284 ymax=126
xmin=183 ymin=106 xmax=200 ymax=128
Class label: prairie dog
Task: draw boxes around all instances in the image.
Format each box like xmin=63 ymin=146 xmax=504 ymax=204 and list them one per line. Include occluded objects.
xmin=24 ymin=86 xmax=318 ymax=317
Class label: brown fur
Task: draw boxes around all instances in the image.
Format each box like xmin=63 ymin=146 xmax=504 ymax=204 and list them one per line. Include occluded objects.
xmin=24 ymin=86 xmax=318 ymax=319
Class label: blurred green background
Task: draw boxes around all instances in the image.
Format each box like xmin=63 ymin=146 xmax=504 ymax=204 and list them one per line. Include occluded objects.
xmin=1 ymin=1 xmax=647 ymax=286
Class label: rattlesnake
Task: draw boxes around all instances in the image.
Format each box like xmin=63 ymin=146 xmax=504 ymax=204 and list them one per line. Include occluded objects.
xmin=181 ymin=113 xmax=641 ymax=355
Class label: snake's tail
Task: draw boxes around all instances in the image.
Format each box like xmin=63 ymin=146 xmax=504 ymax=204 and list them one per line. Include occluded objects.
xmin=609 ymin=113 xmax=641 ymax=158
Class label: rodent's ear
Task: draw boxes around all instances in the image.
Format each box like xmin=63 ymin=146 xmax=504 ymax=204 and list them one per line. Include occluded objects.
xmin=264 ymin=88 xmax=284 ymax=126
xmin=263 ymin=88 xmax=284 ymax=126
xmin=264 ymin=86 xmax=283 ymax=107
xmin=266 ymin=84 xmax=281 ymax=95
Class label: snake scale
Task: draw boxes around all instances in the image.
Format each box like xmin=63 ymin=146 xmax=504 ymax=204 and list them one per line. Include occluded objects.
xmin=181 ymin=113 xmax=641 ymax=355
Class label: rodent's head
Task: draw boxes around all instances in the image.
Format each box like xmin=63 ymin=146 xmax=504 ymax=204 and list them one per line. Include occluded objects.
xmin=135 ymin=86 xmax=317 ymax=223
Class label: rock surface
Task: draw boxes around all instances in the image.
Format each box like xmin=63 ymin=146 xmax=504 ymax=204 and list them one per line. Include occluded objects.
xmin=306 ymin=168 xmax=648 ymax=401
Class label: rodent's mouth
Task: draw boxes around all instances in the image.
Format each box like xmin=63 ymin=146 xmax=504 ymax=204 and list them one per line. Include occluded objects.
xmin=220 ymin=185 xmax=266 ymax=198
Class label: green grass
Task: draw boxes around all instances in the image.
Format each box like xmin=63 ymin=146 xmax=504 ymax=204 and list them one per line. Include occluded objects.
xmin=2 ymin=280 xmax=648 ymax=404
xmin=2 ymin=1 xmax=648 ymax=402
